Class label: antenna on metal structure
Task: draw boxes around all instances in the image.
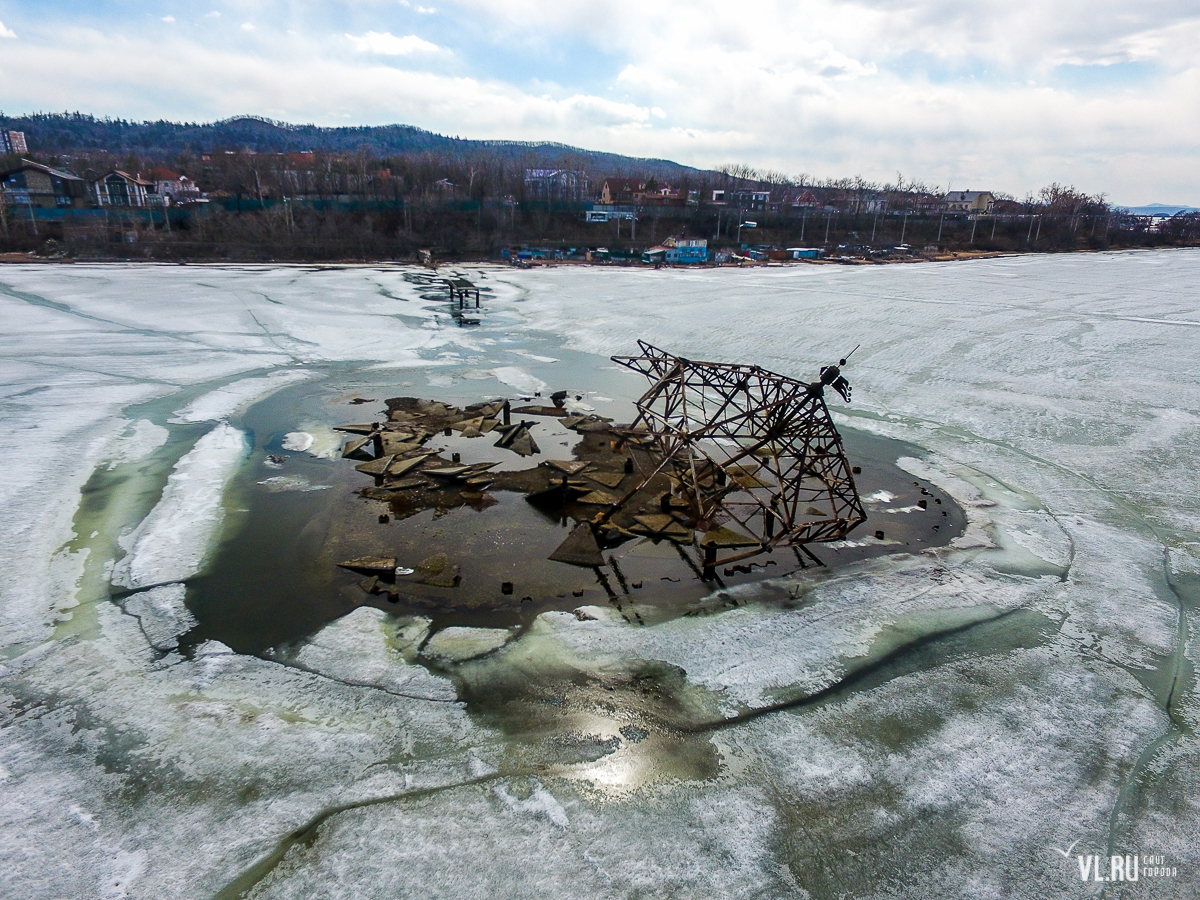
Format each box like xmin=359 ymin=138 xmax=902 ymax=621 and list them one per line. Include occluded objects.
xmin=817 ymin=344 xmax=857 ymax=403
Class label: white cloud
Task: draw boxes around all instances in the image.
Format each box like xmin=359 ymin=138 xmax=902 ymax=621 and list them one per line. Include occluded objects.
xmin=204 ymin=10 xmax=220 ymax=18
xmin=346 ymin=31 xmax=439 ymax=55
xmin=416 ymin=5 xmax=437 ymax=12
xmin=161 ymin=16 xmax=175 ymax=24
xmin=0 ymin=19 xmax=17 ymax=39
xmin=241 ymin=22 xmax=254 ymax=31
xmin=2 ymin=3 xmax=1199 ymax=202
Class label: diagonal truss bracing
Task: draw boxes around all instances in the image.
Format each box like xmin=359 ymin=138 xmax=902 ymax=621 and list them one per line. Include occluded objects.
xmin=609 ymin=341 xmax=866 ymax=565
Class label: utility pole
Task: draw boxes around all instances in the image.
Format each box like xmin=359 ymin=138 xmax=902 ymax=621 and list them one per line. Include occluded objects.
xmin=900 ymin=211 xmax=908 ymax=244
xmin=970 ymin=215 xmax=977 ymax=244
xmin=800 ymin=209 xmax=806 ymax=242
xmin=824 ymin=209 xmax=832 ymax=245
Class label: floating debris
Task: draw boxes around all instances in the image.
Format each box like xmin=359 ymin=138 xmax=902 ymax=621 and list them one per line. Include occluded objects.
xmin=339 ymin=556 xmax=398 ymax=575
xmin=548 ymin=522 xmax=605 ymax=568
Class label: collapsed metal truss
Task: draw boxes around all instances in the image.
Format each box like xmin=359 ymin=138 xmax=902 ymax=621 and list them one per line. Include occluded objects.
xmin=608 ymin=341 xmax=866 ymax=567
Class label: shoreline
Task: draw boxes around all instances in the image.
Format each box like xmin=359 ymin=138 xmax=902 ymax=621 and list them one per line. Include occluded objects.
xmin=0 ymin=246 xmax=1176 ymax=268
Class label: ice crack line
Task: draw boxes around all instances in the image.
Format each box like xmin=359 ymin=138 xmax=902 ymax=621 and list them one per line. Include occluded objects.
xmin=685 ymin=606 xmax=1043 ymax=734
xmin=261 ymin=656 xmax=459 ymax=705
xmin=210 ymin=769 xmax=539 ymax=900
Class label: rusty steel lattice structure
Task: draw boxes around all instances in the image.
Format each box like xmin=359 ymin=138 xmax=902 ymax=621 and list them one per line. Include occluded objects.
xmin=609 ymin=341 xmax=866 ymax=567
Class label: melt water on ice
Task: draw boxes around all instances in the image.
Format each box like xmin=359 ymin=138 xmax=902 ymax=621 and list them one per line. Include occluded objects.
xmin=1 ymin=254 xmax=1198 ymax=899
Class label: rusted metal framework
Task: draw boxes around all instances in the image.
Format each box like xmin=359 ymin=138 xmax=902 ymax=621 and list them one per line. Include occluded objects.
xmin=609 ymin=341 xmax=866 ymax=567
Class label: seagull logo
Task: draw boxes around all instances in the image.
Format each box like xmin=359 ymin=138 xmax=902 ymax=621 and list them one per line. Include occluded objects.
xmin=1050 ymin=840 xmax=1082 ymax=858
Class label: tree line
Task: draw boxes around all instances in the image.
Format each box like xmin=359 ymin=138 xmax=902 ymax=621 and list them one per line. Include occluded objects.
xmin=2 ymin=139 xmax=1196 ymax=261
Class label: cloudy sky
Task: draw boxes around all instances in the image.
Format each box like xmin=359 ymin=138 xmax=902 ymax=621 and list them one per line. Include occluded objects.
xmin=0 ymin=1 xmax=1197 ymax=204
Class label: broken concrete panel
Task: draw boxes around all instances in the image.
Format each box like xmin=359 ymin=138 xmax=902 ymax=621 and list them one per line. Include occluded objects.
xmin=633 ymin=513 xmax=677 ymax=533
xmin=546 ymin=459 xmax=590 ymax=475
xmin=334 ymin=424 xmax=376 ymax=435
xmin=354 ymin=455 xmax=395 ymax=476
xmin=509 ymin=431 xmax=538 ymax=456
xmin=576 ymin=490 xmax=617 ymax=505
xmin=585 ymin=470 xmax=625 ymax=488
xmin=415 ymin=553 xmax=461 ymax=587
xmin=699 ymin=527 xmax=760 ymax=548
xmin=338 ymin=556 xmax=398 ymax=574
xmin=386 ymin=455 xmax=430 ymax=478
xmin=424 ymin=465 xmax=470 ymax=480
xmin=380 ymin=476 xmax=426 ymax=491
xmin=341 ymin=435 xmax=373 ymax=459
xmin=548 ymin=522 xmax=605 ymax=567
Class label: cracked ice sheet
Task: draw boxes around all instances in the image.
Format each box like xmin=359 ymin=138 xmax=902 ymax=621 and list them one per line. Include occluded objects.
xmin=0 ymin=264 xmax=501 ymax=645
xmin=0 ymin=601 xmax=489 ymax=900
xmin=525 ymin=550 xmax=1051 ymax=714
xmin=0 ymin=258 xmax=1197 ymax=897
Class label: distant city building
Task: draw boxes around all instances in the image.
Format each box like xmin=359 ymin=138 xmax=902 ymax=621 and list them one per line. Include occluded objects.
xmin=0 ymin=160 xmax=88 ymax=208
xmin=944 ymin=190 xmax=995 ymax=214
xmin=524 ymin=168 xmax=588 ymax=201
xmin=2 ymin=131 xmax=28 ymax=154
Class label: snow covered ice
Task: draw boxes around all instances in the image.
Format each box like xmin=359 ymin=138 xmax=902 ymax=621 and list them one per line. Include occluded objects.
xmin=1 ymin=254 xmax=1198 ymax=898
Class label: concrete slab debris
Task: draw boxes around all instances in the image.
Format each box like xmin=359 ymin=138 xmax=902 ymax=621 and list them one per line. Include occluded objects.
xmin=546 ymin=459 xmax=590 ymax=475
xmin=354 ymin=455 xmax=395 ymax=476
xmin=548 ymin=522 xmax=605 ymax=567
xmin=699 ymin=527 xmax=760 ymax=549
xmin=575 ymin=490 xmax=617 ymax=506
xmin=338 ymin=556 xmax=398 ymax=574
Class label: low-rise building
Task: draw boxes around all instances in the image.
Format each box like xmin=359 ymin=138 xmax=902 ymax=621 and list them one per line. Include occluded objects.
xmin=95 ymin=171 xmax=156 ymax=207
xmin=790 ymin=190 xmax=821 ymax=209
xmin=599 ymin=177 xmax=645 ymax=205
xmin=663 ymin=236 xmax=708 ymax=263
xmin=0 ymin=160 xmax=88 ymax=208
xmin=944 ymin=190 xmax=995 ymax=214
xmin=147 ymin=167 xmax=207 ymax=204
xmin=729 ymin=189 xmax=772 ymax=211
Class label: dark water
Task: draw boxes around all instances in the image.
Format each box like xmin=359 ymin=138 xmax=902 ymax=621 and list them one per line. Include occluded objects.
xmin=178 ymin=364 xmax=966 ymax=656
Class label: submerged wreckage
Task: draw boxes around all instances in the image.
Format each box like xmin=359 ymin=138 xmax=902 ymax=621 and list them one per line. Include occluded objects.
xmin=334 ymin=343 xmax=866 ymax=600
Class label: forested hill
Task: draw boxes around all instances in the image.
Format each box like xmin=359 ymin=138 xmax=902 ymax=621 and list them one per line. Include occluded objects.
xmin=0 ymin=112 xmax=700 ymax=176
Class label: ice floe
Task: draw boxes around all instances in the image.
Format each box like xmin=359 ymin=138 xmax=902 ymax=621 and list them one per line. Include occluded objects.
xmin=111 ymin=423 xmax=248 ymax=590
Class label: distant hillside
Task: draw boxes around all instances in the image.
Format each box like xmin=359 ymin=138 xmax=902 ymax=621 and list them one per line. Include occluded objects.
xmin=1123 ymin=203 xmax=1199 ymax=216
xmin=0 ymin=112 xmax=701 ymax=179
